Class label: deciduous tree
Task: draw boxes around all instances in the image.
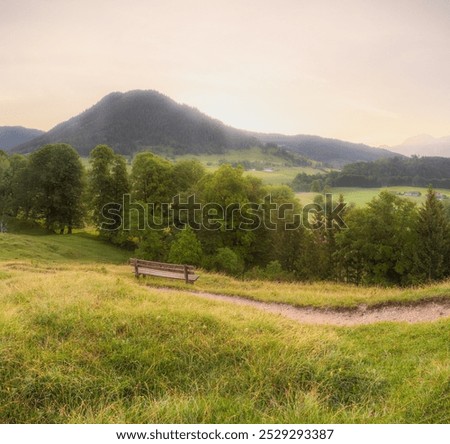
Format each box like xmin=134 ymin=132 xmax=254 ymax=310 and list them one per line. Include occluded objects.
xmin=28 ymin=144 xmax=84 ymax=233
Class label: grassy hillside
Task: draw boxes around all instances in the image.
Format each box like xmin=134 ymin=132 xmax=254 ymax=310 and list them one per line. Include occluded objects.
xmin=0 ymin=231 xmax=449 ymax=423
xmin=0 ymin=231 xmax=128 ymax=264
xmin=1 ymin=229 xmax=448 ymax=309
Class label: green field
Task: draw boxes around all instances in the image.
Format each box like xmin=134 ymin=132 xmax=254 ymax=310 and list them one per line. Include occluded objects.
xmin=172 ymin=148 xmax=329 ymax=185
xmin=0 ymin=230 xmax=128 ymax=264
xmin=297 ymin=186 xmax=450 ymax=207
xmin=171 ymin=147 xmax=312 ymax=167
xmin=0 ymin=230 xmax=449 ymax=423
xmin=244 ymin=167 xmax=320 ymax=185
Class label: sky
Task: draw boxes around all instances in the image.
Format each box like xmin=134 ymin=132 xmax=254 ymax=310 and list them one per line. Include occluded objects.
xmin=1 ymin=0 xmax=449 ymax=147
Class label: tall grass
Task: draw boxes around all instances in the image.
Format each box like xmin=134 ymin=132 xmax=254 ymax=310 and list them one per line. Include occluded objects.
xmin=0 ymin=231 xmax=448 ymax=423
xmin=0 ymin=263 xmax=448 ymax=423
xmin=140 ymin=273 xmax=450 ymax=308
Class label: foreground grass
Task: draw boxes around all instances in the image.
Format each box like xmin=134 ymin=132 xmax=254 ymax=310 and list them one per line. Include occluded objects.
xmin=0 ymin=263 xmax=449 ymax=423
xmin=0 ymin=231 xmax=449 ymax=423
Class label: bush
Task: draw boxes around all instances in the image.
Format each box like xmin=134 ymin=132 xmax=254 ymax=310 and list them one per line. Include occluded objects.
xmin=134 ymin=230 xmax=168 ymax=261
xmin=168 ymin=227 xmax=203 ymax=266
xmin=213 ymin=247 xmax=244 ymax=276
xmin=245 ymin=260 xmax=293 ymax=281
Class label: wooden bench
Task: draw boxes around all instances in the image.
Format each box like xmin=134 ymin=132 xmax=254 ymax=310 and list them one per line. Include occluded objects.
xmin=129 ymin=258 xmax=199 ymax=284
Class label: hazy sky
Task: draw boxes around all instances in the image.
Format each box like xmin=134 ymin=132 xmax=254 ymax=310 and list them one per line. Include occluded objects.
xmin=1 ymin=0 xmax=449 ymax=146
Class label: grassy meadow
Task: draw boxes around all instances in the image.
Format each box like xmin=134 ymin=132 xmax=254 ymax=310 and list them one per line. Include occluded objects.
xmin=243 ymin=168 xmax=318 ymax=186
xmin=297 ymin=186 xmax=450 ymax=207
xmin=0 ymin=230 xmax=449 ymax=423
xmin=0 ymin=230 xmax=128 ymax=265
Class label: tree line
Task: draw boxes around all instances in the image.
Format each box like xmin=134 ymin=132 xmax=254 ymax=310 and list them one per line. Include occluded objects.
xmin=292 ymin=156 xmax=450 ymax=191
xmin=1 ymin=144 xmax=449 ymax=286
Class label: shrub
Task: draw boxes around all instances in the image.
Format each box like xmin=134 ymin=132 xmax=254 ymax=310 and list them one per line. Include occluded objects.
xmin=213 ymin=247 xmax=244 ymax=276
xmin=168 ymin=227 xmax=203 ymax=266
xmin=245 ymin=260 xmax=293 ymax=281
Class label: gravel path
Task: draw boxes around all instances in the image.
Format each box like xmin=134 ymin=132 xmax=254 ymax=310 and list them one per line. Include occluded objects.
xmin=152 ymin=287 xmax=450 ymax=326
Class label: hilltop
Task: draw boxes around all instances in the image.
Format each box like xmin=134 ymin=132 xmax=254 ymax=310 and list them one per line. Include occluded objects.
xmin=12 ymin=90 xmax=398 ymax=166
xmin=13 ymin=90 xmax=258 ymax=157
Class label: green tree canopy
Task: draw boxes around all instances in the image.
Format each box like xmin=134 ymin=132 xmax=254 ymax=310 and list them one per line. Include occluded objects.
xmin=415 ymin=188 xmax=450 ymax=280
xmin=28 ymin=144 xmax=85 ymax=233
xmin=168 ymin=226 xmax=203 ymax=266
xmin=195 ymin=164 xmax=265 ymax=263
xmin=335 ymin=191 xmax=418 ymax=285
xmin=7 ymin=154 xmax=30 ymax=217
xmin=131 ymin=152 xmax=175 ymax=205
xmin=0 ymin=150 xmax=11 ymax=218
xmin=88 ymin=145 xmax=129 ymax=237
xmin=172 ymin=159 xmax=205 ymax=193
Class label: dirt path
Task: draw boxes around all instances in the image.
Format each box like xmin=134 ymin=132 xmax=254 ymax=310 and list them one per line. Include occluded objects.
xmin=152 ymin=287 xmax=450 ymax=326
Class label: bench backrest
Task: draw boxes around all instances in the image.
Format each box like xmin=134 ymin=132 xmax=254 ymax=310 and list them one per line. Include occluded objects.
xmin=129 ymin=258 xmax=196 ymax=275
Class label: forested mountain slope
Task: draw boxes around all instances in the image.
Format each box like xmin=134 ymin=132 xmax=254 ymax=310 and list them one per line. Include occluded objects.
xmin=13 ymin=90 xmax=398 ymax=166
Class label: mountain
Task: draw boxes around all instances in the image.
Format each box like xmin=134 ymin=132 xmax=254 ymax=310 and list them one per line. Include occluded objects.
xmin=391 ymin=134 xmax=450 ymax=157
xmin=0 ymin=126 xmax=44 ymax=151
xmin=255 ymin=133 xmax=400 ymax=168
xmin=13 ymin=90 xmax=258 ymax=156
xmin=13 ymin=90 xmax=399 ymax=166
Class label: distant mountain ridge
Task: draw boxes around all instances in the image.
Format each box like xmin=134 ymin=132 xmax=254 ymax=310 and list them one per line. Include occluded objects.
xmin=13 ymin=90 xmax=399 ymax=166
xmin=391 ymin=134 xmax=450 ymax=157
xmin=0 ymin=126 xmax=44 ymax=151
xmin=255 ymin=133 xmax=399 ymax=168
